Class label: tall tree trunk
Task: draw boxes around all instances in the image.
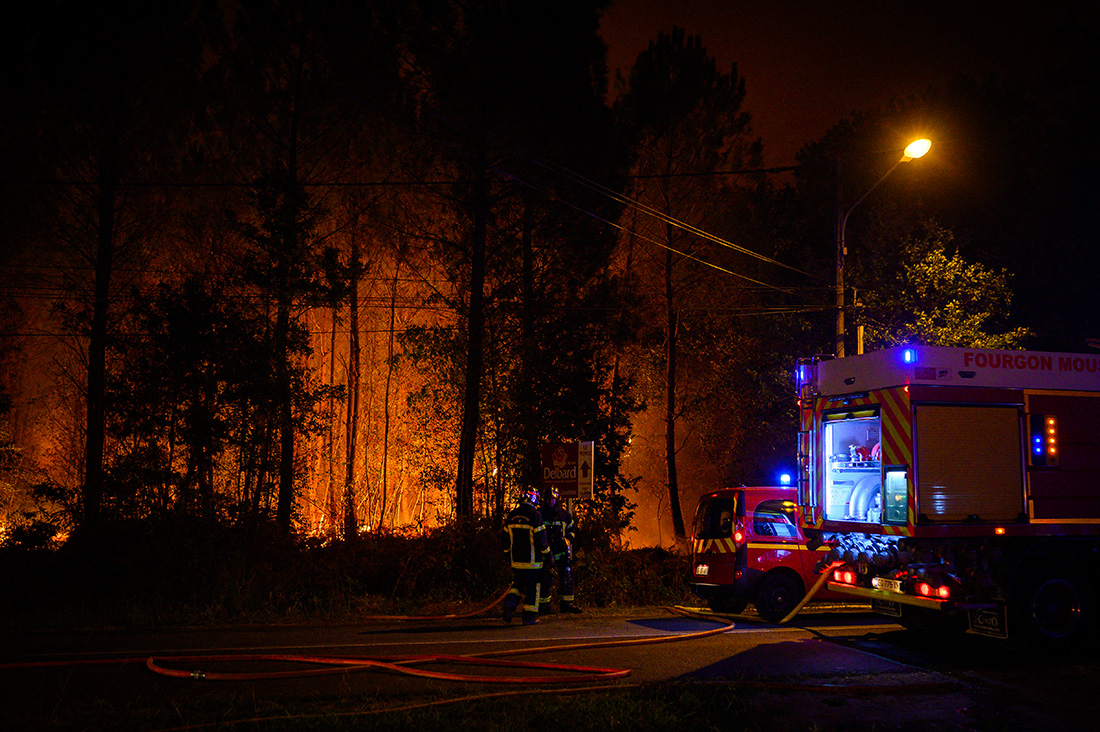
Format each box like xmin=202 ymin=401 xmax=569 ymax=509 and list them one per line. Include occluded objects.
xmin=274 ymin=60 xmax=304 ymax=530
xmin=377 ymin=258 xmax=400 ymax=532
xmin=518 ymin=197 xmax=539 ymax=511
xmin=455 ymin=144 xmax=487 ymax=520
xmin=664 ymin=241 xmax=686 ymax=539
xmin=343 ymin=238 xmax=361 ymax=541
xmin=84 ymin=117 xmax=119 ymax=532
xmin=274 ymin=263 xmax=294 ymax=528
xmin=326 ymin=302 xmax=339 ymax=535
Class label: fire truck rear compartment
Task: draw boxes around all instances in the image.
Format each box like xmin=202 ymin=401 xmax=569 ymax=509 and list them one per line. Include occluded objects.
xmin=801 ymin=346 xmax=1100 ymax=647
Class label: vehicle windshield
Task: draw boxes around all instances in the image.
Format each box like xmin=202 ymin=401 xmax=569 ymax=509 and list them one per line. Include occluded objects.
xmin=693 ymin=495 xmax=737 ymax=539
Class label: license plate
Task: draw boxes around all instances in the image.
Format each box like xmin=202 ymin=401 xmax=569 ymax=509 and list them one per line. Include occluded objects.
xmin=872 ymin=577 xmax=903 ymax=593
xmin=871 ymin=598 xmax=902 ymax=617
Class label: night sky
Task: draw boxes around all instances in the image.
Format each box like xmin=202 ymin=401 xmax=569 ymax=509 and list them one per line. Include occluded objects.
xmin=599 ymin=1 xmax=1078 ymax=166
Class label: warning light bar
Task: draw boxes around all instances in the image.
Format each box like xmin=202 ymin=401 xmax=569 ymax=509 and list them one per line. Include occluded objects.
xmin=1029 ymin=414 xmax=1059 ymax=468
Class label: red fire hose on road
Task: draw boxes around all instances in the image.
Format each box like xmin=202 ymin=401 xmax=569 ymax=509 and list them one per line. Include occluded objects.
xmin=2 ymin=592 xmax=734 ymax=686
xmin=142 ymin=595 xmax=737 ymax=684
xmin=146 ymin=652 xmax=632 ymax=684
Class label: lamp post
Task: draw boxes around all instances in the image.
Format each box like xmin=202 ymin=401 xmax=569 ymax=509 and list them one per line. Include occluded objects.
xmin=834 ymin=138 xmax=930 ymax=357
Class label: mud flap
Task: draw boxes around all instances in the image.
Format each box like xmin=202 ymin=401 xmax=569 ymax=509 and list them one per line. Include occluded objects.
xmin=968 ymin=605 xmax=1008 ymax=639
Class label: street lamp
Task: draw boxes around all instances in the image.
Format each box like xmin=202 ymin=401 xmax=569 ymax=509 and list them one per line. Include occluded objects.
xmin=835 ymin=139 xmax=931 ymax=357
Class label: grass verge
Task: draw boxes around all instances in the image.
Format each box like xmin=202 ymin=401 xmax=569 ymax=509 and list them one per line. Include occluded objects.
xmin=47 ymin=683 xmax=763 ymax=732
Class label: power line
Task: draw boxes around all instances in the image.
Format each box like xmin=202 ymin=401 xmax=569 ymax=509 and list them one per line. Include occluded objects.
xmin=503 ymin=141 xmax=815 ymax=280
xmin=484 ymin=156 xmax=800 ymax=295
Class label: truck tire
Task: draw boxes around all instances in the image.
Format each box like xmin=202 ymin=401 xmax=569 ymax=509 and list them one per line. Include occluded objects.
xmin=1010 ymin=568 xmax=1096 ymax=652
xmin=707 ymin=597 xmax=749 ymax=615
xmin=754 ymin=573 xmax=803 ymax=622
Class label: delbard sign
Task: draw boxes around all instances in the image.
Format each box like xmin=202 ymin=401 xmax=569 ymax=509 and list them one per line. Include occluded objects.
xmin=541 ymin=441 xmax=594 ymax=500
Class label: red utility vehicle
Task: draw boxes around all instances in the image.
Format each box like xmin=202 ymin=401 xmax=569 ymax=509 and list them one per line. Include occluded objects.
xmin=688 ymin=485 xmax=842 ymax=621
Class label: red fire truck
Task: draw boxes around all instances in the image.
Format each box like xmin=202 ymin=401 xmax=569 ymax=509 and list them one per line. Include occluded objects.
xmin=688 ymin=484 xmax=844 ymax=621
xmin=795 ymin=345 xmax=1100 ymax=648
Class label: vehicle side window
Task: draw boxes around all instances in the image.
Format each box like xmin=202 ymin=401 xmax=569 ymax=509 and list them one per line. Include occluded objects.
xmin=694 ymin=497 xmax=737 ymax=539
xmin=752 ymin=499 xmax=800 ymax=540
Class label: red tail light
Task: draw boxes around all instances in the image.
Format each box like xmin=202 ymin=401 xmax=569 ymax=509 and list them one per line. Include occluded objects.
xmin=731 ymin=518 xmax=747 ymax=546
xmin=833 ymin=569 xmax=856 ymax=585
xmin=916 ymin=582 xmax=951 ymax=599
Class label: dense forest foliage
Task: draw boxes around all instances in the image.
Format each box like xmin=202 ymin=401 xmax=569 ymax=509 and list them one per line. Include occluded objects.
xmin=0 ymin=0 xmax=1095 ymax=559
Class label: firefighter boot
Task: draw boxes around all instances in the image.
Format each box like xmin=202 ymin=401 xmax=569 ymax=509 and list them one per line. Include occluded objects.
xmin=560 ymin=601 xmax=583 ymax=614
xmin=502 ymin=597 xmax=517 ymax=624
xmin=522 ymin=611 xmax=540 ymax=625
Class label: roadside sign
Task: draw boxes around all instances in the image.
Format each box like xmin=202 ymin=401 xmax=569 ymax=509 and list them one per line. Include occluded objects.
xmin=541 ymin=441 xmax=595 ymax=500
xmin=577 ymin=440 xmax=594 ymax=498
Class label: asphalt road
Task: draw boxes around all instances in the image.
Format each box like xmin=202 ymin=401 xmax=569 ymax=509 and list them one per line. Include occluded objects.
xmin=1 ymin=605 xmax=1095 ymax=730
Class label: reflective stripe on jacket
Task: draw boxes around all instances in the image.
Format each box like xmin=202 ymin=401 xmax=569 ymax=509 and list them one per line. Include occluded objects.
xmin=542 ymin=503 xmax=574 ymax=561
xmin=502 ymin=500 xmax=549 ymax=569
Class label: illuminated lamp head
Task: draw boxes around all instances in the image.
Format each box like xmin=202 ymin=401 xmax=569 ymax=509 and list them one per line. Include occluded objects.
xmin=901 ymin=139 xmax=932 ymax=162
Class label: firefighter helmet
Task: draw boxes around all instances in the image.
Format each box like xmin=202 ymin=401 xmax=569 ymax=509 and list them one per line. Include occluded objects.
xmin=542 ymin=486 xmax=560 ymax=507
xmin=522 ymin=486 xmax=540 ymax=505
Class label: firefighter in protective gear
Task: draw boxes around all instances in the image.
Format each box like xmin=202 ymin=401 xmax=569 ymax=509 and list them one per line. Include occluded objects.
xmin=539 ymin=486 xmax=582 ymax=614
xmin=501 ymin=486 xmax=550 ymax=625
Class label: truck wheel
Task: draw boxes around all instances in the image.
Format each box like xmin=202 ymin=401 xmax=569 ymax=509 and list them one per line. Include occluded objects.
xmin=754 ymin=573 xmax=803 ymax=622
xmin=707 ymin=597 xmax=748 ymax=615
xmin=1011 ymin=569 xmax=1096 ymax=652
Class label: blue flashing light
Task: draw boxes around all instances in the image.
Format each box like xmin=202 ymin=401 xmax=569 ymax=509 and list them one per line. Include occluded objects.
xmin=779 ymin=473 xmax=792 ymax=486
xmin=903 ymin=348 xmax=917 ymax=364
